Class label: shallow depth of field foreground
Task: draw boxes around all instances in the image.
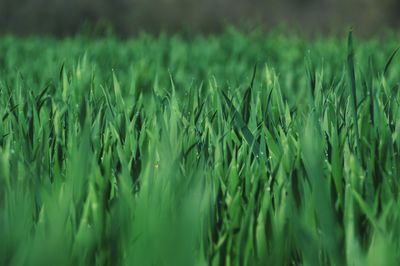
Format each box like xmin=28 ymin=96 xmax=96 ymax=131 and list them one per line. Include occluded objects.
xmin=0 ymin=30 xmax=400 ymax=265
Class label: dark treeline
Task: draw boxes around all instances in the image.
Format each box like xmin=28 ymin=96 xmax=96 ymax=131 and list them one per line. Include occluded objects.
xmin=0 ymin=0 xmax=399 ymax=36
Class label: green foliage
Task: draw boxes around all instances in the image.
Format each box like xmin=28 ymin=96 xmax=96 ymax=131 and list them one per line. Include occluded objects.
xmin=0 ymin=30 xmax=400 ymax=265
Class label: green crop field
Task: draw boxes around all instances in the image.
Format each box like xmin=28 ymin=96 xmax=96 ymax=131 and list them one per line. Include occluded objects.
xmin=0 ymin=29 xmax=399 ymax=265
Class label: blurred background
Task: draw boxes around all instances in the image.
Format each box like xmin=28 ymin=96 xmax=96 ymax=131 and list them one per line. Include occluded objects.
xmin=0 ymin=0 xmax=399 ymax=36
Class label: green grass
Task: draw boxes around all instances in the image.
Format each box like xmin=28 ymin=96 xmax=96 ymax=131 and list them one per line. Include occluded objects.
xmin=0 ymin=29 xmax=400 ymax=265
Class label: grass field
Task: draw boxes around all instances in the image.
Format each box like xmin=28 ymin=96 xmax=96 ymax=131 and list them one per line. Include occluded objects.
xmin=0 ymin=29 xmax=399 ymax=265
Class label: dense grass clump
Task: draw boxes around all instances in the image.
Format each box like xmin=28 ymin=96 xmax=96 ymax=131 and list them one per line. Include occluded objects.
xmin=0 ymin=29 xmax=400 ymax=265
